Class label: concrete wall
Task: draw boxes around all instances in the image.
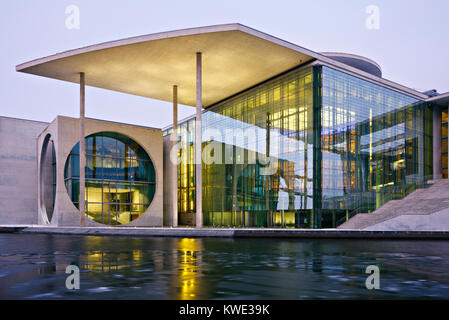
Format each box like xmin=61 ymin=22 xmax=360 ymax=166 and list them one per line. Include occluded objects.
xmin=38 ymin=116 xmax=164 ymax=227
xmin=0 ymin=117 xmax=48 ymax=225
xmin=365 ymin=208 xmax=449 ymax=231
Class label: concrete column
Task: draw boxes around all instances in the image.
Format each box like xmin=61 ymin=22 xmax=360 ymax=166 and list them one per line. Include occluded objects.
xmin=79 ymin=72 xmax=86 ymax=226
xmin=195 ymin=52 xmax=203 ymax=228
xmin=172 ymin=85 xmax=178 ymax=227
xmin=433 ymin=106 xmax=442 ymax=180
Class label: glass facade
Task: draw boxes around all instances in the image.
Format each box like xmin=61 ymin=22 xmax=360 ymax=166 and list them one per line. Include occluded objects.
xmin=201 ymin=67 xmax=314 ymax=228
xmin=165 ymin=118 xmax=197 ymax=217
xmin=168 ymin=65 xmax=433 ymax=228
xmin=320 ymin=66 xmax=432 ymax=227
xmin=64 ymin=132 xmax=156 ymax=225
xmin=442 ymin=109 xmax=448 ymax=179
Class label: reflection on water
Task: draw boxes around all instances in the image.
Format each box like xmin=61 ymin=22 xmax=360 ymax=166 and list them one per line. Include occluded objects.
xmin=0 ymin=234 xmax=448 ymax=299
xmin=178 ymin=238 xmax=202 ymax=300
xmin=81 ymin=249 xmax=144 ymax=272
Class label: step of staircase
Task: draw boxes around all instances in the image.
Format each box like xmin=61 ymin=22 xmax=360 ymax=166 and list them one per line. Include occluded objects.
xmin=338 ymin=179 xmax=449 ymax=230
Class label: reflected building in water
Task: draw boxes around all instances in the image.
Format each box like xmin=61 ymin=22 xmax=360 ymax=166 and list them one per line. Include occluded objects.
xmin=77 ymin=237 xmax=207 ymax=299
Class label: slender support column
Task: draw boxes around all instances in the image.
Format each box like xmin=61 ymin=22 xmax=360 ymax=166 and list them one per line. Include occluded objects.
xmin=195 ymin=52 xmax=203 ymax=228
xmin=312 ymin=66 xmax=322 ymax=228
xmin=433 ymin=106 xmax=442 ymax=180
xmin=79 ymin=72 xmax=86 ymax=226
xmin=172 ymin=85 xmax=178 ymax=227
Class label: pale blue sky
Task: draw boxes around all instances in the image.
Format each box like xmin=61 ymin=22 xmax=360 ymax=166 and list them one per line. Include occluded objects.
xmin=1 ymin=0 xmax=448 ymax=128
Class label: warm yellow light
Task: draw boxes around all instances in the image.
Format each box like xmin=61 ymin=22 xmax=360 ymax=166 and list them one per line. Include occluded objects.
xmin=373 ymin=182 xmax=394 ymax=190
xmin=177 ymin=238 xmax=202 ymax=300
xmin=133 ymin=249 xmax=142 ymax=262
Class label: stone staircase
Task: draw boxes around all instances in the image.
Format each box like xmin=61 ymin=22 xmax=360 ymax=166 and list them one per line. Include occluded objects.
xmin=338 ymin=179 xmax=449 ymax=230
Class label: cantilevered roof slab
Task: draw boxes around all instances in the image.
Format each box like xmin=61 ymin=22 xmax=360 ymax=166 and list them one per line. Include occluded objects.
xmin=426 ymin=92 xmax=449 ymax=106
xmin=16 ymin=24 xmax=319 ymax=107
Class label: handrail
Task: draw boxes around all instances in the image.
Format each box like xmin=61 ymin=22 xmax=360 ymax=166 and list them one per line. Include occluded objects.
xmin=335 ymin=175 xmax=434 ymax=227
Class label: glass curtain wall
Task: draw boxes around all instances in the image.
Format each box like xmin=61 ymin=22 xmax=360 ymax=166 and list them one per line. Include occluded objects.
xmin=202 ymin=67 xmax=314 ymax=228
xmin=320 ymin=66 xmax=432 ymax=227
xmin=164 ymin=119 xmax=197 ymax=221
xmin=442 ymin=109 xmax=448 ymax=179
xmin=168 ymin=65 xmax=432 ymax=229
xmin=64 ymin=132 xmax=156 ymax=225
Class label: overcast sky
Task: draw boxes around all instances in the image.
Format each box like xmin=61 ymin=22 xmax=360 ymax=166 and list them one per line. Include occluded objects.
xmin=1 ymin=0 xmax=448 ymax=128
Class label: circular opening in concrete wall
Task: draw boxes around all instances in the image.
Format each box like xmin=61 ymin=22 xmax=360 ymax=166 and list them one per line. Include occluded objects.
xmin=40 ymin=134 xmax=56 ymax=223
xmin=64 ymin=132 xmax=156 ymax=225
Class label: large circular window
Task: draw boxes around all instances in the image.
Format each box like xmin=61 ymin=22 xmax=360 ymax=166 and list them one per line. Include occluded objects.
xmin=64 ymin=132 xmax=156 ymax=225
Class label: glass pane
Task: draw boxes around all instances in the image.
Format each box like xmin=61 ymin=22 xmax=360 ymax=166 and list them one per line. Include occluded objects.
xmin=86 ymin=203 xmax=102 ymax=224
xmin=65 ymin=132 xmax=156 ymax=226
xmin=102 ymin=136 xmax=117 ymax=156
xmin=86 ymin=155 xmax=94 ymax=178
xmin=131 ymin=183 xmax=149 ymax=204
xmin=116 ymin=203 xmax=132 ymax=225
xmin=442 ymin=111 xmax=448 ymax=124
xmin=116 ymin=183 xmax=131 ymax=203
xmin=72 ymin=143 xmax=79 ymax=154
xmin=71 ymin=154 xmax=80 ymax=178
xmin=72 ymin=179 xmax=80 ymax=204
xmin=91 ymin=156 xmax=102 ymax=178
xmin=65 ymin=179 xmax=72 ymax=200
xmin=117 ymin=159 xmax=125 ymax=180
xmin=135 ymin=160 xmax=148 ymax=181
xmin=86 ymin=136 xmax=94 ymax=154
xmin=102 ymin=157 xmax=117 ymax=179
xmin=148 ymin=184 xmax=155 ymax=204
xmin=108 ymin=183 xmax=117 ymax=204
xmin=86 ymin=180 xmax=102 ymax=203
xmin=110 ymin=204 xmax=120 ymax=225
xmin=442 ymin=126 xmax=448 ymax=139
xmin=103 ymin=200 xmax=111 ymax=225
xmin=442 ymin=140 xmax=448 ymax=155
xmin=64 ymin=155 xmax=71 ymax=179
xmin=126 ymin=144 xmax=136 ymax=159
xmin=117 ymin=139 xmax=125 ymax=157
xmin=131 ymin=204 xmax=147 ymax=216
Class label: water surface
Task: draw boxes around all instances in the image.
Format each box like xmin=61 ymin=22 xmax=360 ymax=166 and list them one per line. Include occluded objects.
xmin=0 ymin=233 xmax=448 ymax=299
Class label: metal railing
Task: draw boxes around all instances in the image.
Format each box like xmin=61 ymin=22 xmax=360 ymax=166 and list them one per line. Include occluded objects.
xmin=335 ymin=175 xmax=434 ymax=227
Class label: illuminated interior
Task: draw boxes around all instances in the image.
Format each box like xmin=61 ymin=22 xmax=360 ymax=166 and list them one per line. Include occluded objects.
xmin=164 ymin=65 xmax=433 ymax=228
xmin=64 ymin=132 xmax=156 ymax=225
xmin=443 ymin=110 xmax=448 ymax=179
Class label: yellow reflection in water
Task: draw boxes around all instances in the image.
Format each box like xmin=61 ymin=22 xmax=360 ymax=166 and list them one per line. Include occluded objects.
xmin=177 ymin=238 xmax=202 ymax=300
xmin=80 ymin=248 xmax=144 ymax=272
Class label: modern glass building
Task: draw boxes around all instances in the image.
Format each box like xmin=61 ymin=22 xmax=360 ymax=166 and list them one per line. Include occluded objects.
xmin=165 ymin=64 xmax=434 ymax=228
xmin=10 ymin=23 xmax=448 ymax=229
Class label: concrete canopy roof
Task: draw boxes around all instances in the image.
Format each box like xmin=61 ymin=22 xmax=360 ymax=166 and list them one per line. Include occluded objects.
xmin=426 ymin=92 xmax=449 ymax=106
xmin=16 ymin=24 xmax=321 ymax=107
xmin=17 ymin=23 xmax=429 ymax=106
